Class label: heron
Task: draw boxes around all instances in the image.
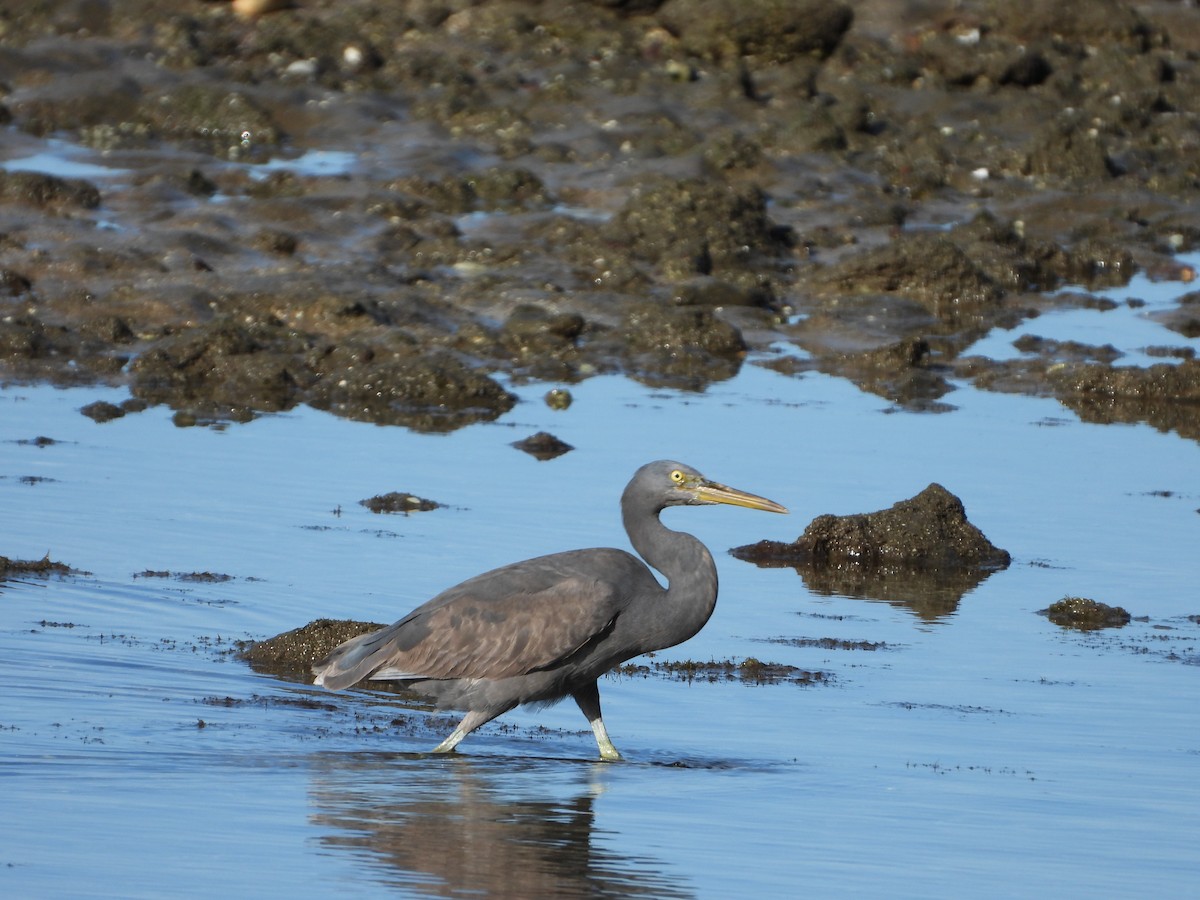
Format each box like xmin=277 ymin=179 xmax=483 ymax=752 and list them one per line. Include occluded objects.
xmin=312 ymin=460 xmax=787 ymax=759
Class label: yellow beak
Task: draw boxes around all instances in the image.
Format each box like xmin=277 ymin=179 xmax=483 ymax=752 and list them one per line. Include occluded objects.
xmin=695 ymin=479 xmax=788 ymax=514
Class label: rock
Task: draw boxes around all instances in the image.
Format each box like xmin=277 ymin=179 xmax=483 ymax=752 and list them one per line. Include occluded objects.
xmin=1023 ymin=118 xmax=1120 ymax=183
xmin=1048 ymin=358 xmax=1200 ymax=442
xmin=360 ymin=493 xmax=441 ymax=514
xmin=130 ymin=319 xmax=315 ymax=418
xmin=807 ymin=233 xmax=1003 ymax=327
xmin=732 ymin=484 xmax=1009 ymax=620
xmin=307 ymin=350 xmax=517 ymax=432
xmin=0 ymin=554 xmax=75 ymax=581
xmin=658 ymin=0 xmax=854 ymax=64
xmin=0 ymin=170 xmax=100 ymax=209
xmin=254 ymin=229 xmax=299 ymax=255
xmin=620 ymin=303 xmax=746 ymax=388
xmin=239 ymin=618 xmax=385 ymax=679
xmin=499 ymin=305 xmax=586 ymax=362
xmin=733 ymin=483 xmax=1010 ymax=573
xmin=511 ymin=431 xmax=574 ymax=460
xmin=669 ymin=276 xmax=775 ymax=309
xmin=604 ymin=178 xmax=789 ymax=280
xmin=544 ymin=388 xmax=573 ymax=410
xmin=80 ymin=400 xmax=125 ymax=423
xmin=0 ymin=316 xmax=68 ymax=361
xmin=0 ymin=269 xmax=33 ymax=296
xmin=982 ymin=0 xmax=1159 ymax=50
xmin=0 ymin=0 xmax=1193 ymax=432
xmin=130 ymin=318 xmax=516 ymax=430
xmin=623 ymin=304 xmax=746 ymax=357
xmin=1039 ymin=597 xmax=1132 ymax=630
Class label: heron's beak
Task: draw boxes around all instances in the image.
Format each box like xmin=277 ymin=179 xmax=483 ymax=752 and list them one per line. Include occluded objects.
xmin=695 ymin=479 xmax=788 ymax=514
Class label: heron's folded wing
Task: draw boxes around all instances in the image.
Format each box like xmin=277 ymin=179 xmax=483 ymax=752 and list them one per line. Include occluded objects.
xmin=318 ymin=549 xmax=647 ymax=687
xmin=370 ymin=574 xmax=623 ymax=681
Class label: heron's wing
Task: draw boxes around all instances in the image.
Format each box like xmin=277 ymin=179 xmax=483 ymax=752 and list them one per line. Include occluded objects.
xmin=314 ymin=549 xmax=652 ymax=689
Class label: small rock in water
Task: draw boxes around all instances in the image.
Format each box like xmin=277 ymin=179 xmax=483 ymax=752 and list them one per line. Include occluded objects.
xmin=732 ymin=483 xmax=1010 ymax=572
xmin=544 ymin=388 xmax=572 ymax=410
xmin=360 ymin=492 xmax=440 ymax=514
xmin=1039 ymin=596 xmax=1132 ymax=631
xmin=511 ymin=431 xmax=574 ymax=460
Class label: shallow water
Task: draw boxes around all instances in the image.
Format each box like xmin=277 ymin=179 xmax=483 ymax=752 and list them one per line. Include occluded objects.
xmin=3 ymin=262 xmax=1200 ymax=897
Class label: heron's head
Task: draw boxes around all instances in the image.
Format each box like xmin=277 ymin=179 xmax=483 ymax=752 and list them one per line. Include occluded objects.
xmin=634 ymin=460 xmax=788 ymax=514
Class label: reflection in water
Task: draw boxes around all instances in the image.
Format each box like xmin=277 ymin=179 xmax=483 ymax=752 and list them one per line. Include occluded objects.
xmin=308 ymin=753 xmax=693 ymax=899
xmin=748 ymin=559 xmax=1000 ymax=621
xmin=799 ymin=565 xmax=999 ymax=621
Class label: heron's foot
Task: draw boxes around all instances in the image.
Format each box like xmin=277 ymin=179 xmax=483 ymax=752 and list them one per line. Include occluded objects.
xmin=431 ymin=728 xmax=468 ymax=754
xmin=590 ymin=717 xmax=623 ymax=761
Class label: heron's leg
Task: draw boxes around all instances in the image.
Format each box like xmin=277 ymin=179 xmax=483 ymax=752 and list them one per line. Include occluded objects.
xmin=589 ymin=717 xmax=622 ymax=762
xmin=431 ymin=709 xmax=492 ymax=754
xmin=572 ymin=682 xmax=623 ymax=761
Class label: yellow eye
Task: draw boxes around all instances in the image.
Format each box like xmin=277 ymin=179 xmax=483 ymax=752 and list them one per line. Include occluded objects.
xmin=670 ymin=469 xmax=685 ymax=483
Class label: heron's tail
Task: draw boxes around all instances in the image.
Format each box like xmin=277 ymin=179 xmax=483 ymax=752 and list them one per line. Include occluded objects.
xmin=312 ymin=626 xmax=394 ymax=690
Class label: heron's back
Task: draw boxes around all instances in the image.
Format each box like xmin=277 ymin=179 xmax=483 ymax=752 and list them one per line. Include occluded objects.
xmin=312 ymin=547 xmax=663 ymax=693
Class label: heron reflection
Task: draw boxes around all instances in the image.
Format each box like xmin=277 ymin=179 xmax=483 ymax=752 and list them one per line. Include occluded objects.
xmin=308 ymin=752 xmax=694 ymax=898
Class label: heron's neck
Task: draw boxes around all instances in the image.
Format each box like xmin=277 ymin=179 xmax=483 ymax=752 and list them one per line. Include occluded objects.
xmin=623 ymin=497 xmax=719 ymax=642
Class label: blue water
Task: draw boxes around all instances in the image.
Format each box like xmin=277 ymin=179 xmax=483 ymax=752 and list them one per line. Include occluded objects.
xmin=0 ymin=137 xmax=132 ymax=180
xmin=2 ymin=262 xmax=1199 ymax=897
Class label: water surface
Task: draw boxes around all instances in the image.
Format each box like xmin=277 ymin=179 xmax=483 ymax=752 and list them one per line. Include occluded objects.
xmin=3 ymin=263 xmax=1199 ymax=897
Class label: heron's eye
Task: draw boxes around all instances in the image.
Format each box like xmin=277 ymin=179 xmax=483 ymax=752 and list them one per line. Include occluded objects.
xmin=670 ymin=469 xmax=685 ymax=484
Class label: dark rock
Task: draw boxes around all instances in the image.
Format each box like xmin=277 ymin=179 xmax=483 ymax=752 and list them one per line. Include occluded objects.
xmin=620 ymin=303 xmax=746 ymax=388
xmin=79 ymin=314 xmax=135 ymax=345
xmin=0 ymin=316 xmax=67 ymax=360
xmin=499 ymin=305 xmax=586 ymax=366
xmin=807 ymin=233 xmax=1003 ymax=327
xmin=0 ymin=170 xmax=100 ymax=209
xmin=239 ymin=618 xmax=385 ymax=679
xmin=1048 ymin=359 xmax=1200 ymax=442
xmin=254 ymin=229 xmax=298 ymax=255
xmin=143 ymin=83 xmax=281 ymax=153
xmin=658 ymin=0 xmax=854 ymax=64
xmin=396 ymin=168 xmax=549 ymax=213
xmin=983 ymin=0 xmax=1160 ymax=51
xmin=80 ymin=400 xmax=125 ymax=422
xmin=1010 ymin=336 xmax=1123 ymax=365
xmin=733 ymin=483 xmax=1010 ymax=573
xmin=307 ymin=350 xmax=517 ymax=432
xmin=0 ymin=554 xmax=75 ymax=581
xmin=1039 ymin=596 xmax=1132 ymax=630
xmin=623 ymin=304 xmax=746 ymax=357
xmin=544 ymin=388 xmax=572 ymax=410
xmin=617 ymin=656 xmax=830 ymax=686
xmin=511 ymin=431 xmax=574 ymax=460
xmin=1000 ymin=49 xmax=1053 ymax=88
xmin=604 ymin=178 xmax=789 ymax=280
xmin=185 ymin=169 xmax=218 ymax=196
xmin=1023 ymin=119 xmax=1120 ymax=183
xmin=130 ymin=319 xmax=315 ymax=418
xmin=732 ymin=484 xmax=1009 ymax=621
xmin=669 ymin=276 xmax=775 ymax=309
xmin=0 ymin=0 xmax=1193 ymax=430
xmin=0 ymin=269 xmax=32 ymax=296
xmin=127 ymin=313 xmax=516 ymax=430
xmin=360 ymin=492 xmax=441 ymax=514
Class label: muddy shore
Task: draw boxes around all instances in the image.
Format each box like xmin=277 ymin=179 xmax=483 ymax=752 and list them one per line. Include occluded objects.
xmin=1 ymin=0 xmax=1199 ymax=432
